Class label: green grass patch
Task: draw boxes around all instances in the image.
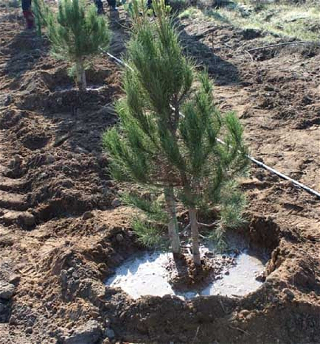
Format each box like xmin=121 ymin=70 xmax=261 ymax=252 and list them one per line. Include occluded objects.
xmin=180 ymin=1 xmax=320 ymax=42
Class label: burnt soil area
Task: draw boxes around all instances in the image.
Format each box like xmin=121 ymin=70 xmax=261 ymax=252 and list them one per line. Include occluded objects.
xmin=0 ymin=3 xmax=320 ymax=344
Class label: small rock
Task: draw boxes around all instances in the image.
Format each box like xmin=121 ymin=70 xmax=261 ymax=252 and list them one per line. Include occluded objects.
xmin=60 ymin=179 xmax=74 ymax=189
xmin=105 ymin=328 xmax=115 ymax=339
xmin=74 ymin=146 xmax=89 ymax=154
xmin=9 ymin=315 xmax=17 ymax=325
xmin=255 ymin=272 xmax=265 ymax=282
xmin=39 ymin=172 xmax=47 ymax=179
xmin=4 ymin=95 xmax=12 ymax=106
xmin=98 ymin=263 xmax=107 ymax=272
xmin=264 ymin=85 xmax=274 ymax=92
xmin=239 ymin=309 xmax=250 ymax=317
xmin=0 ymin=281 xmax=15 ymax=300
xmin=2 ymin=211 xmax=19 ymax=224
xmin=46 ymin=154 xmax=55 ymax=164
xmin=62 ymin=166 xmax=71 ymax=174
xmin=111 ymin=199 xmax=121 ymax=208
xmin=242 ymin=28 xmax=262 ymax=40
xmin=82 ymin=211 xmax=94 ymax=220
xmin=224 ymin=271 xmax=230 ymax=275
xmin=66 ymin=322 xmax=73 ymax=329
xmin=116 ymin=234 xmax=124 ymax=242
xmin=283 ymin=288 xmax=294 ymax=300
xmin=26 ymin=327 xmax=33 ymax=335
xmin=72 ymin=272 xmax=79 ymax=279
xmin=67 ymin=267 xmax=75 ymax=274
xmin=53 ymin=134 xmax=69 ymax=147
xmin=8 ymin=274 xmax=20 ymax=286
xmin=64 ymin=320 xmax=102 ymax=344
xmin=8 ymin=155 xmax=22 ymax=169
xmin=18 ymin=212 xmax=35 ymax=227
xmin=127 ymin=230 xmax=134 ymax=237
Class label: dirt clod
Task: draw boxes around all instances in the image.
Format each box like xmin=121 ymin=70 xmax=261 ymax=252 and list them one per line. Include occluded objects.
xmin=0 ymin=281 xmax=15 ymax=300
xmin=64 ymin=320 xmax=102 ymax=344
xmin=18 ymin=212 xmax=35 ymax=227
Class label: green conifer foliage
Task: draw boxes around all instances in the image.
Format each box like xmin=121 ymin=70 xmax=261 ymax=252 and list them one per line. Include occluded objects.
xmin=46 ymin=0 xmax=110 ymax=91
xmin=178 ymin=72 xmax=248 ymax=265
xmin=104 ymin=0 xmax=193 ymax=255
xmin=103 ymin=0 xmax=248 ymax=266
xmin=33 ymin=0 xmax=50 ymax=37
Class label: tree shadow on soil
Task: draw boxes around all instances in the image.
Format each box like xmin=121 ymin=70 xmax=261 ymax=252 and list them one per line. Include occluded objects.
xmin=50 ymin=96 xmax=119 ymax=156
xmin=31 ymin=86 xmax=119 ymax=155
xmin=10 ymin=75 xmax=121 ymax=219
xmin=3 ymin=30 xmax=49 ymax=84
xmin=107 ymin=11 xmax=130 ymax=58
xmin=177 ymin=22 xmax=240 ymax=86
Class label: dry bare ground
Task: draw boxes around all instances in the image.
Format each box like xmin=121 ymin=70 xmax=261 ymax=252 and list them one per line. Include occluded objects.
xmin=0 ymin=2 xmax=319 ymax=344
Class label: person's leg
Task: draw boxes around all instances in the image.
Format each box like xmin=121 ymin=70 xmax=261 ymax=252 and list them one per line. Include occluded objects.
xmin=106 ymin=0 xmax=117 ymax=10
xmin=94 ymin=0 xmax=105 ymax=14
xmin=21 ymin=0 xmax=31 ymax=11
xmin=22 ymin=0 xmax=34 ymax=29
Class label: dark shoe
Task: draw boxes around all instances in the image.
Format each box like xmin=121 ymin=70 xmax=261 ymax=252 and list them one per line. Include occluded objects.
xmin=23 ymin=10 xmax=35 ymax=29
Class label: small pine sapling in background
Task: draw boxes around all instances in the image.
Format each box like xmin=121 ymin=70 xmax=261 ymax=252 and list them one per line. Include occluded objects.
xmin=32 ymin=0 xmax=50 ymax=37
xmin=46 ymin=0 xmax=110 ymax=91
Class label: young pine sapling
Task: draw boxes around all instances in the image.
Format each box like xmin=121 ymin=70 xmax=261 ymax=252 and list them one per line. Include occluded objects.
xmin=103 ymin=0 xmax=193 ymax=256
xmin=104 ymin=0 xmax=248 ymax=268
xmin=177 ymin=72 xmax=248 ymax=266
xmin=46 ymin=0 xmax=110 ymax=91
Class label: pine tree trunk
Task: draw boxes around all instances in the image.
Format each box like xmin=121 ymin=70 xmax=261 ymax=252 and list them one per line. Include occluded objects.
xmin=189 ymin=207 xmax=201 ymax=267
xmin=164 ymin=187 xmax=180 ymax=255
xmin=76 ymin=59 xmax=87 ymax=91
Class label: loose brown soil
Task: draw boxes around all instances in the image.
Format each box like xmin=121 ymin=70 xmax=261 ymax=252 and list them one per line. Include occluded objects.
xmin=166 ymin=251 xmax=238 ymax=292
xmin=0 ymin=3 xmax=319 ymax=344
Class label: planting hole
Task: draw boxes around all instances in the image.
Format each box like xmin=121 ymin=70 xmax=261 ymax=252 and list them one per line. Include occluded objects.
xmin=106 ymin=243 xmax=267 ymax=299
